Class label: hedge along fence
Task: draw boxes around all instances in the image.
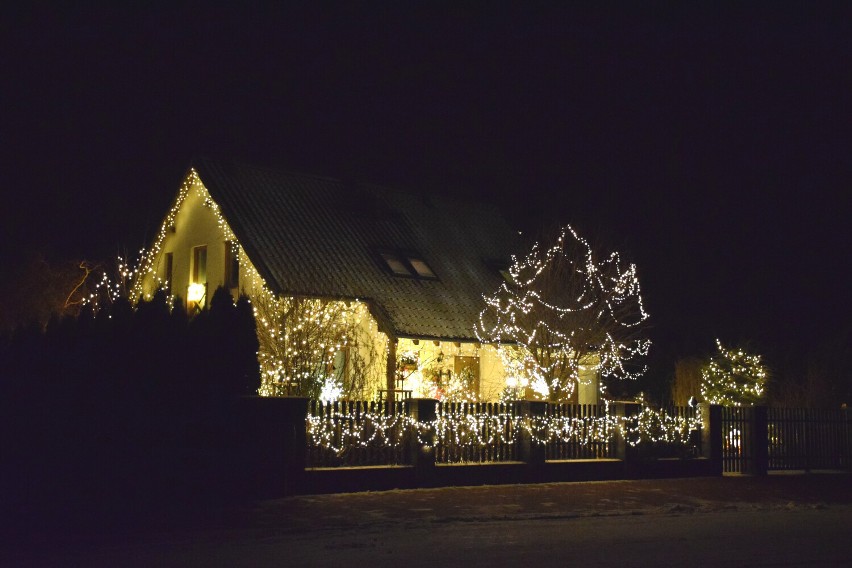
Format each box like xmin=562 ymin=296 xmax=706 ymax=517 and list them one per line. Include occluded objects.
xmin=306 ymin=400 xmax=701 ymax=468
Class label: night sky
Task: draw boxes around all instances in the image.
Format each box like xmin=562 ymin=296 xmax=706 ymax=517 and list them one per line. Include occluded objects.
xmin=2 ymin=4 xmax=850 ymax=385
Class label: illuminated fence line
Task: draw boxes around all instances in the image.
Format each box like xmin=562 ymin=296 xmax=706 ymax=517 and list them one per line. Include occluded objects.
xmin=435 ymin=402 xmax=519 ymax=463
xmin=306 ymin=400 xmax=702 ymax=467
xmin=306 ymin=400 xmax=410 ymax=467
xmin=541 ymin=404 xmax=612 ymax=460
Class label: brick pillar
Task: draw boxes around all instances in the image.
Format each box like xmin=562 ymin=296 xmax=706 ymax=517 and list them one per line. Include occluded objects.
xmin=237 ymin=396 xmax=308 ymax=497
xmin=408 ymin=398 xmax=438 ymax=473
xmin=516 ymin=400 xmax=547 ymax=466
xmin=747 ymin=405 xmax=769 ymax=476
xmin=699 ymin=403 xmax=723 ymax=476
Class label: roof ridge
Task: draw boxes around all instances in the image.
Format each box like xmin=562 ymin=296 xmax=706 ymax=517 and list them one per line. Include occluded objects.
xmin=191 ymin=155 xmax=499 ymax=210
xmin=192 ymin=155 xmax=346 ymax=186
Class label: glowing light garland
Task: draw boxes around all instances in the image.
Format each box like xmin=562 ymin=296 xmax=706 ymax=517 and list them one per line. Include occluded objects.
xmin=476 ymin=225 xmax=650 ymax=402
xmin=307 ymin=403 xmax=413 ymax=455
xmin=700 ymin=339 xmax=768 ymax=406
xmin=307 ymin=403 xmax=701 ymax=458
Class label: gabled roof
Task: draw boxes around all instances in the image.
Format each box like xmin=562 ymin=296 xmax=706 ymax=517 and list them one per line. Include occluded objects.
xmin=192 ymin=157 xmax=521 ymax=340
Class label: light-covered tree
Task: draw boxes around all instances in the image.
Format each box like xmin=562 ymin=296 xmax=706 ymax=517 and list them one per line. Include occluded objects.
xmin=251 ymin=292 xmax=386 ymax=399
xmin=699 ymin=340 xmax=768 ymax=406
xmin=476 ymin=225 xmax=650 ymax=402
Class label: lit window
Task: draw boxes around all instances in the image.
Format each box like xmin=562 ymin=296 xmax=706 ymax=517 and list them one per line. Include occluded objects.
xmin=381 ymin=253 xmax=412 ymax=276
xmin=192 ymin=245 xmax=207 ymax=284
xmin=190 ymin=245 xmax=207 ymax=308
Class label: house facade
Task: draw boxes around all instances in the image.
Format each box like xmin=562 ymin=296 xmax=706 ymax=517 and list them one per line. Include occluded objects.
xmin=137 ymin=158 xmax=600 ymax=404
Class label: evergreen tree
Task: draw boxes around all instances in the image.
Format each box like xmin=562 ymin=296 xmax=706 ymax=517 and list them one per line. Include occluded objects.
xmin=700 ymin=340 xmax=768 ymax=406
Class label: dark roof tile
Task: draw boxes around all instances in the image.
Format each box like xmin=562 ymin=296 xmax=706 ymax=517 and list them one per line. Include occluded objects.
xmin=192 ymin=157 xmax=521 ymax=340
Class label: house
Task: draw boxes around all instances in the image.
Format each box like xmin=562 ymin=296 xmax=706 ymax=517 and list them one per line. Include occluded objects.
xmin=136 ymin=157 xmax=601 ymax=403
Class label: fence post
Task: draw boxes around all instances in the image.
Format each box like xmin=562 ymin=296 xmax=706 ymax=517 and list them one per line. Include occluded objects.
xmin=516 ymin=400 xmax=546 ymax=466
xmin=747 ymin=405 xmax=769 ymax=476
xmin=611 ymin=402 xmax=640 ymax=461
xmin=408 ymin=398 xmax=438 ymax=474
xmin=699 ymin=403 xmax=723 ymax=476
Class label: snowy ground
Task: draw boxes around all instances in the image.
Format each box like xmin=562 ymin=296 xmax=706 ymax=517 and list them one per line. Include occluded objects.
xmin=5 ymin=472 xmax=852 ymax=567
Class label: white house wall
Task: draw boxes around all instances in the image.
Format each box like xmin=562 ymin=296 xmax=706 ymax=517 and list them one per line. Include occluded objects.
xmin=141 ymin=175 xmax=255 ymax=304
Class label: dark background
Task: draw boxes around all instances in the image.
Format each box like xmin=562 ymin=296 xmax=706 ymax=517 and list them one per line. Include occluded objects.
xmin=1 ymin=4 xmax=849 ymax=392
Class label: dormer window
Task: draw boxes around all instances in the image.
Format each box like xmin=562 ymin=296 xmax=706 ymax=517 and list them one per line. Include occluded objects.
xmin=381 ymin=252 xmax=412 ymax=276
xmin=408 ymin=257 xmax=436 ymax=279
xmin=378 ymin=250 xmax=438 ymax=280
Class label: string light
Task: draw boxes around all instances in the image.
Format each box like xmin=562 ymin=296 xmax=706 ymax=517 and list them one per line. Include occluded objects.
xmin=476 ymin=224 xmax=650 ymax=402
xmin=308 ymin=402 xmax=701 ymax=458
xmin=700 ymin=339 xmax=768 ymax=406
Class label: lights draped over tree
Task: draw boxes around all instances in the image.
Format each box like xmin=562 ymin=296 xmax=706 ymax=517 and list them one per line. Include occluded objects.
xmin=476 ymin=224 xmax=650 ymax=402
xmin=251 ymin=292 xmax=387 ymax=399
xmin=700 ymin=340 xmax=768 ymax=406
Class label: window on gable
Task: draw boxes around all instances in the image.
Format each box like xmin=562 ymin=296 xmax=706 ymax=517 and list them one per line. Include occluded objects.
xmin=189 ymin=245 xmax=208 ymax=309
xmin=192 ymin=245 xmax=207 ymax=284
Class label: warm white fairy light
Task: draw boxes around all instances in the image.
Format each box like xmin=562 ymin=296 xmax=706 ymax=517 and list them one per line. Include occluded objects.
xmin=126 ymin=169 xmax=390 ymax=398
xmin=80 ymin=254 xmax=169 ymax=313
xmin=700 ymin=339 xmax=768 ymax=406
xmin=476 ymin=224 xmax=650 ymax=402
xmin=308 ymin=401 xmax=701 ymax=458
xmin=318 ymin=377 xmax=344 ymax=403
xmin=307 ymin=402 xmax=413 ymax=455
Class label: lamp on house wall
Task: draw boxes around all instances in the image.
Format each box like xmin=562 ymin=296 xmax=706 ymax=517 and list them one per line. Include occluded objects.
xmin=187 ymin=282 xmax=206 ymax=304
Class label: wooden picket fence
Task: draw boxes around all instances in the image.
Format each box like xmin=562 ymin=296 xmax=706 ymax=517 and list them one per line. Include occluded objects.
xmin=308 ymin=399 xmax=850 ymax=472
xmin=435 ymin=402 xmax=519 ymax=463
xmin=306 ymin=400 xmax=409 ymax=467
xmin=544 ymin=403 xmax=612 ymax=460
xmin=307 ymin=400 xmax=620 ymax=466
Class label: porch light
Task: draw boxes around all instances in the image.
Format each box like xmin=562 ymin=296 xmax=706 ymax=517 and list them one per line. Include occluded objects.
xmin=187 ymin=282 xmax=206 ymax=304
